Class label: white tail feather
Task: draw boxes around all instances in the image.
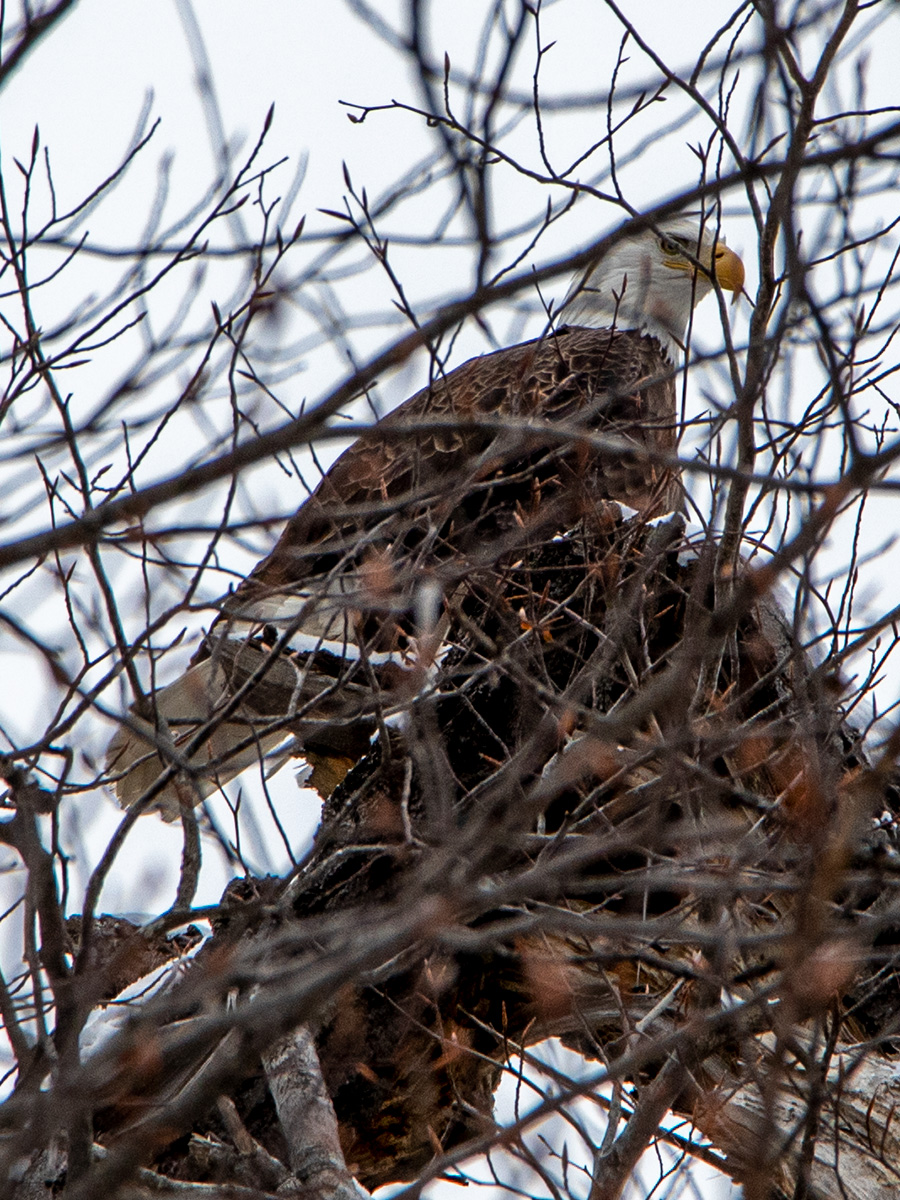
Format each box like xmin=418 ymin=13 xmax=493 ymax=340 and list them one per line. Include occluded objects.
xmin=106 ymin=660 xmax=284 ymax=820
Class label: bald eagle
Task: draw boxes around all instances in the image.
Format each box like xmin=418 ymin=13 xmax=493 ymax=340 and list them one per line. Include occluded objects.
xmin=107 ymin=219 xmax=744 ymax=815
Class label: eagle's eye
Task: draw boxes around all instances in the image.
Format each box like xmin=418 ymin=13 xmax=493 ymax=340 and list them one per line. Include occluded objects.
xmin=658 ymin=235 xmax=681 ymax=256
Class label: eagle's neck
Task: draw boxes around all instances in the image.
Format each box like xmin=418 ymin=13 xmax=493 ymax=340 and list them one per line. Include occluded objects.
xmin=562 ymin=248 xmax=714 ymax=362
xmin=563 ymin=289 xmax=689 ymax=363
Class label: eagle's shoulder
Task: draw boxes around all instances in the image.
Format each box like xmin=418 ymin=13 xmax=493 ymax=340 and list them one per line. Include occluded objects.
xmin=385 ymin=323 xmax=667 ymax=424
xmin=243 ymin=324 xmax=674 ymax=594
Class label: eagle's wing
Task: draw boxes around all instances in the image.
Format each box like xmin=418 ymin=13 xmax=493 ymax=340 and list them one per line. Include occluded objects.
xmin=232 ymin=326 xmax=680 ymax=616
xmin=107 ymin=325 xmax=680 ymax=814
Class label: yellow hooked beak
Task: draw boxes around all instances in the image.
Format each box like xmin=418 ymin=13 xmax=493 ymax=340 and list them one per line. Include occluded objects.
xmin=711 ymin=242 xmax=745 ymax=303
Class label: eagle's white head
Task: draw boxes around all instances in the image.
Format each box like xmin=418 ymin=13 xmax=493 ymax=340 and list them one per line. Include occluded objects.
xmin=562 ymin=218 xmax=744 ymax=360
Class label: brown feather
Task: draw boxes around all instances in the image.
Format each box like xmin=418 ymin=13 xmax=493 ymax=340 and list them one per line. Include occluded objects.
xmin=234 ymin=325 xmax=680 ymax=616
xmin=109 ymin=325 xmax=682 ymax=812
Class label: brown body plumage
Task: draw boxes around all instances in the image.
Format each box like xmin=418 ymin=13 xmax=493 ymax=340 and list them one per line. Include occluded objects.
xmin=106 ymin=221 xmax=743 ymax=813
xmin=239 ymin=324 xmax=681 ymax=612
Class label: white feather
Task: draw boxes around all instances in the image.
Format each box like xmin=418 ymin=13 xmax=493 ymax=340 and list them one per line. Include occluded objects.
xmin=106 ymin=660 xmax=286 ymax=819
xmin=561 ymin=219 xmax=723 ymax=359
